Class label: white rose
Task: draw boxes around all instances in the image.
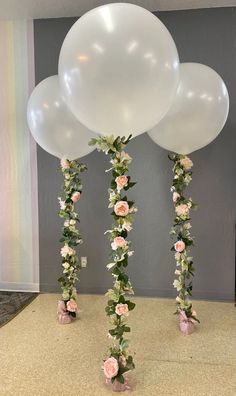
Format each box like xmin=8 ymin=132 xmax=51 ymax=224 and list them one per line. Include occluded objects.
xmin=184 ymin=223 xmax=192 ymax=230
xmin=62 ymin=262 xmax=70 ymax=269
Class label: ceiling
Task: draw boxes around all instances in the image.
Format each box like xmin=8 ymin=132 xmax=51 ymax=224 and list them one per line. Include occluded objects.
xmin=0 ymin=0 xmax=235 ymax=19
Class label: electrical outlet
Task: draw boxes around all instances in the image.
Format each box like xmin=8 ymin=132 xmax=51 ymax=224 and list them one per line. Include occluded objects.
xmin=81 ymin=256 xmax=87 ymax=268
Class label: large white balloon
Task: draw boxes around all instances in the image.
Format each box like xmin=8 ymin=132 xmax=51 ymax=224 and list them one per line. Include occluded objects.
xmin=27 ymin=75 xmax=96 ymax=159
xmin=59 ymin=3 xmax=179 ymax=138
xmin=148 ymin=63 xmax=229 ymax=154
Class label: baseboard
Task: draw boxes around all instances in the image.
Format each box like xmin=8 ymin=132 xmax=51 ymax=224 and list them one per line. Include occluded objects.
xmin=0 ymin=282 xmax=39 ymax=292
xmin=40 ymin=283 xmax=234 ymax=302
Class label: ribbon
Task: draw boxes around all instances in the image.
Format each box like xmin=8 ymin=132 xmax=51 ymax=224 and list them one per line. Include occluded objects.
xmin=57 ymin=300 xmax=72 ymax=324
xmin=179 ymin=310 xmax=195 ymax=335
xmin=106 ymin=376 xmax=132 ymax=392
xmin=179 ymin=310 xmax=196 ymax=324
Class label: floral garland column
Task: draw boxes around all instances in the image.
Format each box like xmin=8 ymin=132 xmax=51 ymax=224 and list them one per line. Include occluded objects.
xmin=90 ymin=135 xmax=136 ymax=390
xmin=57 ymin=158 xmax=87 ymax=324
xmin=169 ymin=153 xmax=200 ymax=335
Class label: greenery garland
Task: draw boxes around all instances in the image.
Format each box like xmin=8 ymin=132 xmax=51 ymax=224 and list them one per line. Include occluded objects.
xmin=169 ymin=153 xmax=200 ymax=324
xmin=90 ymin=135 xmax=136 ymax=385
xmin=58 ymin=158 xmax=87 ymax=318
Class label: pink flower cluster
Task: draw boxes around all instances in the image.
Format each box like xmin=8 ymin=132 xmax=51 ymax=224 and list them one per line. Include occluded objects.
xmin=115 ymin=303 xmax=129 ymax=316
xmin=71 ymin=191 xmax=81 ymax=203
xmin=173 ymin=192 xmax=180 ymax=203
xmin=111 ymin=236 xmax=127 ymax=250
xmin=174 ymin=240 xmax=185 ymax=253
xmin=115 ymin=175 xmax=128 ymax=191
xmin=180 ymin=156 xmax=193 ymax=170
xmin=103 ymin=357 xmax=119 ymax=379
xmin=175 ymin=204 xmax=189 ymax=217
xmin=114 ymin=201 xmax=129 ymax=217
xmin=66 ymin=299 xmax=77 ymax=312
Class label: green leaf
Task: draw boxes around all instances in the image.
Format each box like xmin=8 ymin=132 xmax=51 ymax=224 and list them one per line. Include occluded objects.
xmin=119 ymin=295 xmax=125 ymax=304
xmin=111 ymin=180 xmax=117 ymax=189
xmin=119 ymin=366 xmax=130 ymax=375
xmin=119 ymin=230 xmax=128 ymax=239
xmin=88 ymin=138 xmax=98 ymax=146
xmin=109 ymin=329 xmax=117 ymax=336
xmin=58 ymin=277 xmax=64 ymax=283
xmin=127 ymin=301 xmax=135 ymax=311
xmin=112 ymin=267 xmax=121 ymax=276
xmin=123 ymin=134 xmax=132 ymax=144
xmin=115 ymin=374 xmax=125 ymax=384
xmin=118 ymin=273 xmax=128 ymax=283
xmin=128 ymin=181 xmax=137 ymax=189
xmin=112 ymin=170 xmax=119 ymax=178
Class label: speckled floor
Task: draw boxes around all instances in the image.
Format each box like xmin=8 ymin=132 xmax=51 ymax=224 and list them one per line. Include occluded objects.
xmin=0 ymin=294 xmax=235 ymax=396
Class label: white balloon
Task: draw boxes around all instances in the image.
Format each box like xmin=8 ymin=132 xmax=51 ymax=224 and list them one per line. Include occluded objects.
xmin=148 ymin=63 xmax=229 ymax=154
xmin=27 ymin=75 xmax=96 ymax=160
xmin=59 ymin=3 xmax=179 ymax=138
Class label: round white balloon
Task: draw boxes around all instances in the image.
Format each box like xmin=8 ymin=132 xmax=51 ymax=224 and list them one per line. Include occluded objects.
xmin=148 ymin=63 xmax=229 ymax=154
xmin=59 ymin=3 xmax=180 ymax=138
xmin=27 ymin=75 xmax=96 ymax=159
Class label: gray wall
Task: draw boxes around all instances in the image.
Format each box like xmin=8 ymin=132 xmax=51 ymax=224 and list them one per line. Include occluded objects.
xmin=34 ymin=7 xmax=236 ymax=301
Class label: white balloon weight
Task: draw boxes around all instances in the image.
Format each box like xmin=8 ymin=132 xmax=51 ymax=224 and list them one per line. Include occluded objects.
xmin=27 ymin=75 xmax=96 ymax=159
xmin=59 ymin=3 xmax=180 ymax=138
xmin=148 ymin=63 xmax=229 ymax=154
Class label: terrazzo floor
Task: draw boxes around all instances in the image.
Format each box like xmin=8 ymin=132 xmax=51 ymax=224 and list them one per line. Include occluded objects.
xmin=0 ymin=294 xmax=235 ymax=396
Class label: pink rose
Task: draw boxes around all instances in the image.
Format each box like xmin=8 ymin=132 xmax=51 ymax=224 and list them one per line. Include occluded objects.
xmin=66 ymin=299 xmax=77 ymax=312
xmin=114 ymin=201 xmax=129 ymax=217
xmin=60 ymin=158 xmax=70 ymax=169
xmin=180 ymin=156 xmax=193 ymax=170
xmin=175 ymin=204 xmax=189 ymax=217
xmin=111 ymin=236 xmax=127 ymax=250
xmin=174 ymin=240 xmax=185 ymax=253
xmin=115 ymin=303 xmax=129 ymax=317
xmin=175 ymin=269 xmax=181 ymax=275
xmin=71 ymin=191 xmax=81 ymax=203
xmin=173 ymin=192 xmax=180 ymax=203
xmin=115 ymin=175 xmax=128 ymax=191
xmin=103 ymin=357 xmax=119 ymax=379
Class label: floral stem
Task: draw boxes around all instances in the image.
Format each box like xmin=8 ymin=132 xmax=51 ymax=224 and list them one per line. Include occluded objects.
xmin=169 ymin=153 xmax=199 ymax=323
xmin=58 ymin=158 xmax=87 ymax=317
xmin=89 ymin=135 xmax=136 ymax=384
